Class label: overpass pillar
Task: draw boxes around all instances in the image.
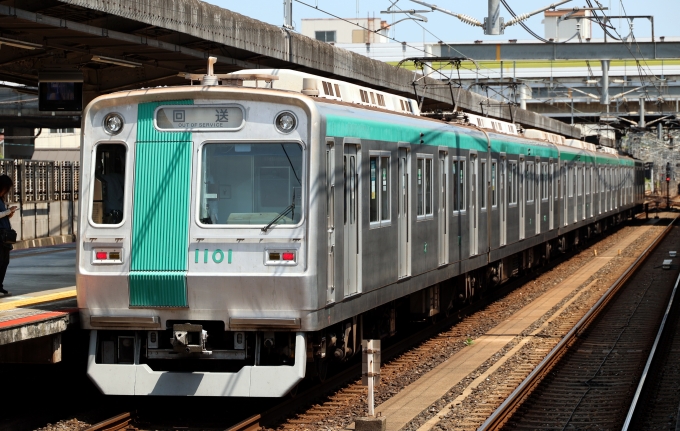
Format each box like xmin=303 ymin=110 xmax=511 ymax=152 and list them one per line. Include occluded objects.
xmin=600 ymin=60 xmax=610 ymax=105
xmin=639 ymin=97 xmax=646 ymax=128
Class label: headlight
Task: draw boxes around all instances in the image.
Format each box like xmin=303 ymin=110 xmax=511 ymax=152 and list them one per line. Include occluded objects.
xmin=275 ymin=112 xmax=297 ymax=133
xmin=103 ymin=113 xmax=124 ymax=135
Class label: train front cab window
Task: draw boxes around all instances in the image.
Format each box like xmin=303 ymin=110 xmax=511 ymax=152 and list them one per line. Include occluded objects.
xmin=91 ymin=143 xmax=127 ymax=225
xmin=198 ymin=143 xmax=303 ymax=226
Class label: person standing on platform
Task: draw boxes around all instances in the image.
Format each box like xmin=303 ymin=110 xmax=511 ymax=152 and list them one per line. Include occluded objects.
xmin=0 ymin=175 xmax=17 ymax=295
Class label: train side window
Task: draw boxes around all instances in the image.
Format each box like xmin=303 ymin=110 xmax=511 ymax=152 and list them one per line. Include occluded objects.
xmin=491 ymin=160 xmax=497 ymax=207
xmin=481 ymin=160 xmax=487 ymax=210
xmin=508 ymin=161 xmax=517 ymax=205
xmin=417 ymin=155 xmax=433 ymax=219
xmin=526 ymin=162 xmax=535 ymax=203
xmin=370 ymin=92 xmax=376 ymax=105
xmin=91 ymin=143 xmax=126 ymax=225
xmin=452 ymin=158 xmax=466 ymax=213
xmin=369 ymin=154 xmax=390 ymax=227
xmin=334 ymin=84 xmax=341 ymax=98
xmin=577 ymin=166 xmax=582 ymax=196
xmin=327 ymin=82 xmax=334 ymax=97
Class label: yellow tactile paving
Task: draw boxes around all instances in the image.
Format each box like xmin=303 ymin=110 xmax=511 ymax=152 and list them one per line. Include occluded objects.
xmin=350 ymin=225 xmax=655 ymax=431
xmin=0 ymin=286 xmax=76 ymax=311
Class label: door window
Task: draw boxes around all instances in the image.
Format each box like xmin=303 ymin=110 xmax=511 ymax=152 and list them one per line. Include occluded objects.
xmin=417 ymin=156 xmax=433 ymax=219
xmin=91 ymin=143 xmax=127 ymax=225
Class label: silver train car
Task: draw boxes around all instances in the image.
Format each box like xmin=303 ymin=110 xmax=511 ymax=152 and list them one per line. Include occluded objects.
xmin=77 ymin=63 xmax=645 ymax=397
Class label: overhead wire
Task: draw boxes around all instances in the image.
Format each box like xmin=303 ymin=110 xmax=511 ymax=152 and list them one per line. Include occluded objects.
xmin=294 ymin=0 xmax=519 ymax=106
xmin=499 ymin=0 xmax=552 ymax=43
xmin=388 ymin=1 xmax=520 ymax=105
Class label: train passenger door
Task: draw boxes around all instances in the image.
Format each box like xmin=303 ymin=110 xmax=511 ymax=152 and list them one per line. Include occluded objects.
xmin=519 ymin=156 xmax=525 ymax=240
xmin=398 ymin=148 xmax=411 ymax=278
xmin=469 ymin=153 xmax=479 ymax=255
xmin=535 ymin=159 xmax=541 ymax=235
xmin=438 ymin=151 xmax=449 ymax=265
xmin=326 ymin=141 xmax=336 ymax=304
xmin=563 ymin=165 xmax=568 ymax=226
xmin=500 ymin=154 xmax=507 ymax=246
xmin=343 ymin=144 xmax=360 ymax=297
xmin=549 ymin=160 xmax=554 ymax=230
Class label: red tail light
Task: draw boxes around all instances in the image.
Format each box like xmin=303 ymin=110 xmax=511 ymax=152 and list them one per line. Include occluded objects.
xmin=282 ymin=252 xmax=295 ymax=261
xmin=95 ymin=251 xmax=108 ymax=260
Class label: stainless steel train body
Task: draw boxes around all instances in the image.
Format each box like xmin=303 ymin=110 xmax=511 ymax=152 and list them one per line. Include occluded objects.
xmin=77 ymin=75 xmax=644 ymax=397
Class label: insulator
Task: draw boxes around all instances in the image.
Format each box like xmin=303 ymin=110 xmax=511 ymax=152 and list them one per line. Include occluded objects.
xmin=506 ymin=13 xmax=530 ymax=27
xmin=456 ymin=14 xmax=483 ymax=27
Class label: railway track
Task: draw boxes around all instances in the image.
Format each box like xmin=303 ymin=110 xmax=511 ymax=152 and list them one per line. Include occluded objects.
xmin=622 ymin=260 xmax=680 ymax=430
xmin=480 ymin=216 xmax=680 ymax=431
xmin=62 ymin=217 xmax=670 ymax=431
xmin=84 ymin=413 xmax=134 ymax=431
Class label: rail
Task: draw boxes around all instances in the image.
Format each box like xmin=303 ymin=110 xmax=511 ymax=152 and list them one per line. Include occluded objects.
xmin=478 ymin=216 xmax=678 ymax=431
xmin=621 ymin=255 xmax=680 ymax=430
xmin=84 ymin=412 xmax=133 ymax=431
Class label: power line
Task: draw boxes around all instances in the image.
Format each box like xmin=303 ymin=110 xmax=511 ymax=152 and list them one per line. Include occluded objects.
xmin=294 ymin=0 xmax=519 ymax=105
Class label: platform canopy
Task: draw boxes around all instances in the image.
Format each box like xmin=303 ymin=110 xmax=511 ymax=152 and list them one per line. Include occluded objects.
xmin=0 ymin=0 xmax=582 ymax=137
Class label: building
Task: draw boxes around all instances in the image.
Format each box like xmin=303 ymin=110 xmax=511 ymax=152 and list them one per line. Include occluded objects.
xmin=301 ymin=17 xmax=389 ymax=44
xmin=32 ymin=128 xmax=80 ymax=161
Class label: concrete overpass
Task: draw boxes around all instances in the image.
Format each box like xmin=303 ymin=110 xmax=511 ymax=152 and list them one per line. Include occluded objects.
xmin=0 ymin=0 xmax=580 ymax=138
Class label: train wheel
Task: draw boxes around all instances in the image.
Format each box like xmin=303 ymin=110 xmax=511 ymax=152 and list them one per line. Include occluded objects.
xmin=315 ymin=357 xmax=329 ymax=383
xmin=288 ymin=383 xmax=299 ymax=398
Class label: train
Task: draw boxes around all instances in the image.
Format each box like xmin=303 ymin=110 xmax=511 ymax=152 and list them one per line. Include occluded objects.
xmin=77 ymin=58 xmax=644 ymax=397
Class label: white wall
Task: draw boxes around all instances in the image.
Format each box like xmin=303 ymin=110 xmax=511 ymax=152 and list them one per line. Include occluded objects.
xmin=301 ymin=18 xmax=388 ymax=44
xmin=35 ymin=128 xmax=80 ymax=149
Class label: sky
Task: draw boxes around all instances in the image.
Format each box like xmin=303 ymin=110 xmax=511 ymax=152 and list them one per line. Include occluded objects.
xmin=209 ymin=0 xmax=677 ymax=43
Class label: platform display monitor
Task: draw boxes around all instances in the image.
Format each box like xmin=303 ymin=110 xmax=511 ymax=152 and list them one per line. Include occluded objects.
xmin=38 ymin=70 xmax=83 ymax=112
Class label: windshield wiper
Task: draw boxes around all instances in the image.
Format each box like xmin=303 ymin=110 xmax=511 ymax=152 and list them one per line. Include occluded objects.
xmin=262 ymin=201 xmax=295 ymax=233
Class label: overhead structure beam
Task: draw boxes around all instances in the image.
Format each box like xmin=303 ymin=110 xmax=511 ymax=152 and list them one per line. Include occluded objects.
xmin=0 ymin=1 xmax=581 ymax=137
xmin=438 ymin=41 xmax=675 ymax=61
xmin=0 ymin=5 xmax=258 ymax=70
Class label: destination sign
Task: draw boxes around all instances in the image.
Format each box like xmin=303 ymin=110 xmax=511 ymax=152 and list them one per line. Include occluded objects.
xmin=155 ymin=106 xmax=245 ymax=131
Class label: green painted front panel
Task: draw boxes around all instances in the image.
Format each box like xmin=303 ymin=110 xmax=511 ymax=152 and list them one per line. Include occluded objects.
xmin=129 ymin=100 xmax=192 ymax=307
xmin=129 ymin=272 xmax=187 ymax=308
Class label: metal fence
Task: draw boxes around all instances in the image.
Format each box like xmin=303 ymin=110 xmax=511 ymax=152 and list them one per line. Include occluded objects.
xmin=0 ymin=159 xmax=79 ymax=244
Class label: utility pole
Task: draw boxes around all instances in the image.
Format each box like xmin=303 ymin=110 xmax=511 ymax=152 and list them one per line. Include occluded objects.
xmin=486 ymin=0 xmax=503 ymax=35
xmin=283 ymin=0 xmax=293 ymax=29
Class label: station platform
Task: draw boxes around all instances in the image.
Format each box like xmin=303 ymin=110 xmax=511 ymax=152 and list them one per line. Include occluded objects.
xmin=0 ymin=243 xmax=77 ymax=363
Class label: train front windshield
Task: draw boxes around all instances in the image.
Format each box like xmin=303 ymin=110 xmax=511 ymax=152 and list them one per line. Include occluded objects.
xmin=199 ymin=142 xmax=303 ymax=226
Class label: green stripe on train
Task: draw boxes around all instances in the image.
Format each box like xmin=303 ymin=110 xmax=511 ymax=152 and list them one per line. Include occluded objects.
xmin=326 ymin=114 xmax=633 ymax=165
xmin=129 ymin=100 xmax=193 ymax=308
xmin=326 ymin=114 xmax=557 ymax=158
